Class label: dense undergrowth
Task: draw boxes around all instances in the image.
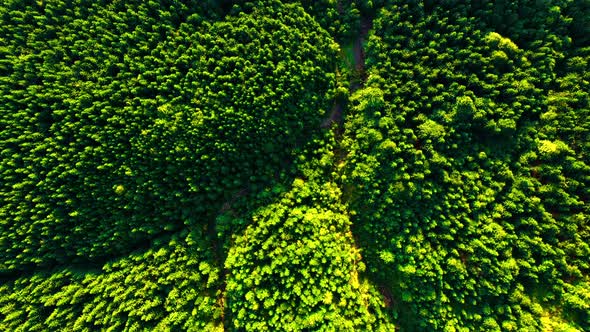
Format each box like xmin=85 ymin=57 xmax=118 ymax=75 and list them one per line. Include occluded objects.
xmin=1 ymin=0 xmax=588 ymax=331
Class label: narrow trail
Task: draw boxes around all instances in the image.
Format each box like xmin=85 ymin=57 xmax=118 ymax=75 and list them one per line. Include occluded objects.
xmin=352 ymin=15 xmax=373 ymax=91
xmin=323 ymin=14 xmax=373 ymax=131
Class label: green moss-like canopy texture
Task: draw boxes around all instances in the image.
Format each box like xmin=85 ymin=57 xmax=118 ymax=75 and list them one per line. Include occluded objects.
xmin=1 ymin=0 xmax=589 ymax=331
xmin=0 ymin=0 xmax=336 ymax=271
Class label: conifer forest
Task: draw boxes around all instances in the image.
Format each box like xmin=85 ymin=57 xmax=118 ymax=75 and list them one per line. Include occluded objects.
xmin=1 ymin=0 xmax=589 ymax=331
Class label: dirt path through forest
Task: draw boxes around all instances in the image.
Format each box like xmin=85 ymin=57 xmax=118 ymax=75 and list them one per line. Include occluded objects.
xmin=323 ymin=15 xmax=373 ymax=130
xmin=353 ymin=15 xmax=373 ymax=90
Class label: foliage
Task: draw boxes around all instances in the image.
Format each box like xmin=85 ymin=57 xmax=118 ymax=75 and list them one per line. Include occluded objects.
xmin=0 ymin=0 xmax=336 ymax=272
xmin=224 ymin=164 xmax=394 ymax=330
xmin=0 ymin=230 xmax=221 ymax=331
xmin=343 ymin=0 xmax=589 ymax=330
xmin=0 ymin=0 xmax=588 ymax=331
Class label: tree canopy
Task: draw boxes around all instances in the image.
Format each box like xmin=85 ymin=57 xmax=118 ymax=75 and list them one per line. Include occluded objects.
xmin=1 ymin=0 xmax=588 ymax=331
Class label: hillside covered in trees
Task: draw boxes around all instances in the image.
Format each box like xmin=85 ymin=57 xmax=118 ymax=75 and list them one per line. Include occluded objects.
xmin=1 ymin=0 xmax=588 ymax=331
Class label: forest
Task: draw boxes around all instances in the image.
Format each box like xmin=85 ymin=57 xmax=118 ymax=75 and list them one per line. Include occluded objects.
xmin=0 ymin=0 xmax=588 ymax=331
